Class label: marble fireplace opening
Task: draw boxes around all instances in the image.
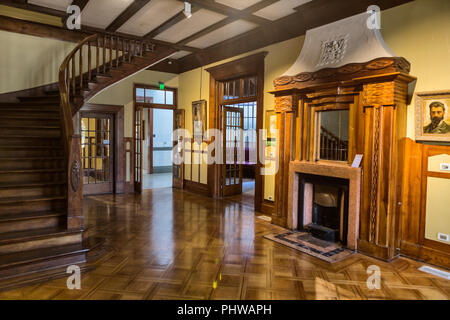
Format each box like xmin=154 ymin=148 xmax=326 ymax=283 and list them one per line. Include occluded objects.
xmin=298 ymin=174 xmax=349 ymax=245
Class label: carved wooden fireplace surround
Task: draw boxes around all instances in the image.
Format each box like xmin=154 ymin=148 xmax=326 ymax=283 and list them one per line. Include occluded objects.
xmin=269 ymin=57 xmax=416 ymax=260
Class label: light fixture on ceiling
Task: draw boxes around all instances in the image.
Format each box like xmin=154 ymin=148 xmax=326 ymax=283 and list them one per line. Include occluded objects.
xmin=184 ymin=1 xmax=192 ymax=19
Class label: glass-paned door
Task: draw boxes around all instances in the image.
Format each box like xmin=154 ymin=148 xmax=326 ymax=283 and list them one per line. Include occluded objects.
xmin=135 ymin=105 xmax=143 ymax=193
xmin=222 ymin=106 xmax=244 ymax=196
xmin=173 ymin=109 xmax=185 ymax=189
xmin=81 ymin=113 xmax=114 ymax=195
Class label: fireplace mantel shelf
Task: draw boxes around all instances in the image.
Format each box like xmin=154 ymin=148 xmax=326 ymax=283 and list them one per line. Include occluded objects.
xmin=290 ymin=161 xmax=362 ymax=177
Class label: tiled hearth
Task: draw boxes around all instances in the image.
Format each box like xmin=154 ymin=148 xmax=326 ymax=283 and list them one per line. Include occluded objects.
xmin=287 ymin=161 xmax=362 ymax=250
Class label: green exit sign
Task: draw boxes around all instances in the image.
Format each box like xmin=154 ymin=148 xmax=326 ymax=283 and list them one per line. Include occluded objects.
xmin=159 ymin=82 xmax=165 ymax=90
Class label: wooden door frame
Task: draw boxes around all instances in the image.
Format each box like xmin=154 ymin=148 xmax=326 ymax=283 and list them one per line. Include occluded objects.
xmin=133 ymin=83 xmax=178 ymax=192
xmin=80 ymin=103 xmax=125 ymax=194
xmin=206 ymin=52 xmax=267 ymax=212
xmin=148 ymin=108 xmax=154 ymax=174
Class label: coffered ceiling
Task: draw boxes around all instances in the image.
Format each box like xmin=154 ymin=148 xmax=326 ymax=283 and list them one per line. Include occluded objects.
xmin=1 ymin=0 xmax=414 ymax=73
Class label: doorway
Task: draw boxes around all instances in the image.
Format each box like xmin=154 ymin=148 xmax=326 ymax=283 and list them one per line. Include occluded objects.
xmin=206 ymin=52 xmax=267 ymax=213
xmin=81 ymin=113 xmax=114 ymax=195
xmin=133 ymin=83 xmax=180 ymax=193
xmin=143 ymin=108 xmax=173 ymax=190
xmin=80 ymin=104 xmax=125 ymax=196
xmin=222 ymin=101 xmax=257 ymax=205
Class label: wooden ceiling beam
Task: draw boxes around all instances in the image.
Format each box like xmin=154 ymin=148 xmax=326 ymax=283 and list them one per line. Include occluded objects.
xmin=0 ymin=0 xmax=66 ymax=17
xmin=106 ymin=0 xmax=152 ymax=32
xmin=62 ymin=0 xmax=91 ymax=25
xmin=178 ymin=0 xmax=271 ymax=25
xmin=177 ymin=0 xmax=415 ymax=73
xmin=176 ymin=0 xmax=278 ymax=46
xmin=150 ymin=38 xmax=201 ymax=53
xmin=143 ymin=5 xmax=200 ymax=39
xmin=71 ymin=0 xmax=90 ymax=11
xmin=0 ymin=1 xmax=198 ymax=53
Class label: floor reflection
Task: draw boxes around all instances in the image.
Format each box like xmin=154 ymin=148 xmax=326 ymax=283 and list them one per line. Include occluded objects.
xmin=0 ymin=188 xmax=448 ymax=300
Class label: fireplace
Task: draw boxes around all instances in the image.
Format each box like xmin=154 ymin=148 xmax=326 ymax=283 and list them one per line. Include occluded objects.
xmin=287 ymin=161 xmax=361 ymax=250
xmin=298 ymin=174 xmax=349 ymax=244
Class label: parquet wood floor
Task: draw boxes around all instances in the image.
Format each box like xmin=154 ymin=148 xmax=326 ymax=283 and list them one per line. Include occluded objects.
xmin=0 ymin=188 xmax=448 ymax=300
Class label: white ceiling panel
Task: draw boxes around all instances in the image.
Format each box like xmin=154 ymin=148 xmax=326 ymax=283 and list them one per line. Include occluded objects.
xmin=170 ymin=51 xmax=191 ymax=59
xmin=186 ymin=20 xmax=257 ymax=49
xmin=28 ymin=0 xmax=72 ymax=11
xmin=81 ymin=0 xmax=134 ymax=29
xmin=117 ymin=0 xmax=184 ymax=37
xmin=254 ymin=0 xmax=312 ymax=21
xmin=214 ymin=0 xmax=263 ymax=10
xmin=155 ymin=9 xmax=226 ymax=43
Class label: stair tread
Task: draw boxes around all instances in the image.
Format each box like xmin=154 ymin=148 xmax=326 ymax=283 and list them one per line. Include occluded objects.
xmin=0 ymin=237 xmax=102 ymax=269
xmin=0 ymin=134 xmax=61 ymax=138
xmin=0 ymin=109 xmax=59 ymax=113
xmin=0 ymin=157 xmax=64 ymax=160
xmin=0 ymin=195 xmax=66 ymax=204
xmin=0 ymin=226 xmax=79 ymax=244
xmin=0 ymin=181 xmax=66 ymax=188
xmin=0 ymin=115 xmax=59 ymax=119
xmin=0 ymin=102 xmax=59 ymax=106
xmin=0 ymin=169 xmax=64 ymax=174
xmin=0 ymin=211 xmax=65 ymax=222
xmin=0 ymin=125 xmax=60 ymax=129
xmin=0 ymin=146 xmax=62 ymax=149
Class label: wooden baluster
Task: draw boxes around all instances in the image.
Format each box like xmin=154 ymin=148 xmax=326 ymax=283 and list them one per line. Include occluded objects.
xmin=96 ymin=36 xmax=100 ymax=75
xmin=122 ymin=39 xmax=127 ymax=62
xmin=110 ymin=36 xmax=113 ymax=69
xmin=140 ymin=41 xmax=144 ymax=57
xmin=79 ymin=46 xmax=83 ymax=90
xmin=66 ymin=65 xmax=70 ymax=98
xmin=128 ymin=40 xmax=132 ymax=63
xmin=88 ymin=41 xmax=92 ymax=82
xmin=103 ymin=36 xmax=107 ymax=74
xmin=116 ymin=38 xmax=119 ymax=68
xmin=72 ymin=58 xmax=76 ymax=97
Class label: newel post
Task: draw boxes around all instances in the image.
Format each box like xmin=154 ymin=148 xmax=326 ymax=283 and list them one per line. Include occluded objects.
xmin=67 ymin=114 xmax=84 ymax=231
xmin=272 ymin=93 xmax=300 ymax=227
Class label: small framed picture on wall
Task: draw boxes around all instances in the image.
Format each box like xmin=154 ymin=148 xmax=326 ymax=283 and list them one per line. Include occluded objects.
xmin=192 ymin=100 xmax=207 ymax=139
xmin=415 ymin=91 xmax=450 ymax=143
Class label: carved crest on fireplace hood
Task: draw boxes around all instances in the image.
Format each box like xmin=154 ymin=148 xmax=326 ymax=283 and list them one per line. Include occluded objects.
xmin=274 ymin=12 xmax=411 ymax=89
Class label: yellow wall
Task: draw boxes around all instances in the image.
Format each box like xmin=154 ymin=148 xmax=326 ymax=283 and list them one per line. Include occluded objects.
xmin=89 ymin=70 xmax=179 ymax=138
xmin=381 ymin=0 xmax=450 ymax=138
xmin=0 ymin=30 xmax=77 ymax=94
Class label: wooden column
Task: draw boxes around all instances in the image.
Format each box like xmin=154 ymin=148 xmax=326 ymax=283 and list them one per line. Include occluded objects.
xmin=272 ymin=93 xmax=300 ymax=227
xmin=357 ymin=77 xmax=410 ymax=260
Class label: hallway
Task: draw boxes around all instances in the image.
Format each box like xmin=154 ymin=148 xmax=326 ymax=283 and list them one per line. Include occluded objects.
xmin=1 ymin=188 xmax=448 ymax=300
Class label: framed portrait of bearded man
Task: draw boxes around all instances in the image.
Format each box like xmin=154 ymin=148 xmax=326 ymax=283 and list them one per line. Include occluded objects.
xmin=415 ymin=91 xmax=450 ymax=143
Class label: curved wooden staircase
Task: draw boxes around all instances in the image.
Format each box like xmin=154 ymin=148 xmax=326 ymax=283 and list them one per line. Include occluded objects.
xmin=0 ymin=34 xmax=176 ymax=290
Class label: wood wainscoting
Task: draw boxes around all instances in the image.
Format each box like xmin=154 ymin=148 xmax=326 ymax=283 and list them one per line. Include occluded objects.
xmin=400 ymin=138 xmax=450 ymax=268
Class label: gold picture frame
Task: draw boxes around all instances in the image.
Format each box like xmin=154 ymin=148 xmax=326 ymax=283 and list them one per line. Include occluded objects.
xmin=192 ymin=100 xmax=207 ymax=138
xmin=415 ymin=91 xmax=450 ymax=143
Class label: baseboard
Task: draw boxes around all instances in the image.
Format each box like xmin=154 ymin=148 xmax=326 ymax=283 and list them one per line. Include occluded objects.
xmin=400 ymin=240 xmax=450 ymax=269
xmin=183 ymin=180 xmax=209 ymax=196
xmin=260 ymin=201 xmax=275 ymax=215
xmin=357 ymin=239 xmax=390 ymax=261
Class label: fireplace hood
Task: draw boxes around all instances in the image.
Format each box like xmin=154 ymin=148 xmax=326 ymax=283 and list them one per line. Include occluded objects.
xmin=283 ymin=12 xmax=396 ymax=76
